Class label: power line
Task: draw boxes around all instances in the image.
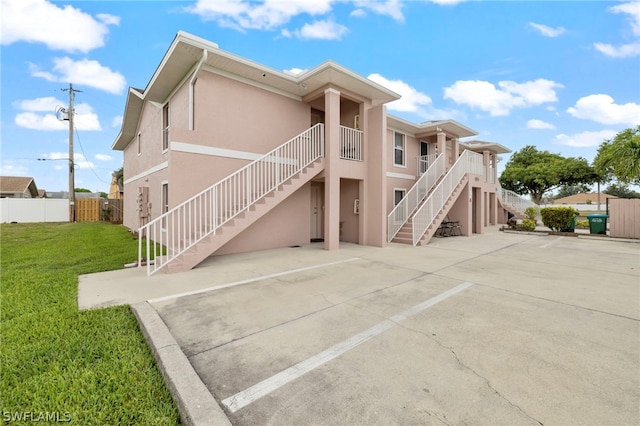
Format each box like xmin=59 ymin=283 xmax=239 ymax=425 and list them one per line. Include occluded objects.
xmin=74 ymin=127 xmax=110 ymax=184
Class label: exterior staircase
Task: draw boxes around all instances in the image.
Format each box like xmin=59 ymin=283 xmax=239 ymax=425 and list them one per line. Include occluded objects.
xmin=139 ymin=124 xmax=325 ymax=275
xmin=498 ymin=187 xmax=539 ymax=219
xmin=390 ymin=149 xmax=484 ymax=246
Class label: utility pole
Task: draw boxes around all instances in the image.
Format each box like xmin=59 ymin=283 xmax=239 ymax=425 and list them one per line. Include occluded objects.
xmin=61 ymin=83 xmax=82 ymax=222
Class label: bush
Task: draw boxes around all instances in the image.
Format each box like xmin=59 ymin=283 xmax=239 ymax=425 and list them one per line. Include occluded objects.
xmin=540 ymin=207 xmax=578 ymax=231
xmin=524 ymin=206 xmax=539 ymax=221
xmin=576 ymin=219 xmax=589 ymax=229
xmin=520 ymin=219 xmax=537 ymax=231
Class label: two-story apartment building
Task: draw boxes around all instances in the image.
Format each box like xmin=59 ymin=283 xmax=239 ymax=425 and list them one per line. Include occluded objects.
xmin=113 ymin=31 xmax=520 ymax=275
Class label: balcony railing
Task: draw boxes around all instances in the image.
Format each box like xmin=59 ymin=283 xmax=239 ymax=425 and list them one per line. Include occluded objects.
xmin=340 ymin=125 xmax=363 ymax=161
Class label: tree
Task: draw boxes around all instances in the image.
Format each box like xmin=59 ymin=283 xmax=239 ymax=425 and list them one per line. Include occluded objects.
xmin=593 ymin=126 xmax=640 ymax=185
xmin=604 ymin=182 xmax=640 ymax=198
xmin=499 ymin=145 xmax=598 ymax=204
xmin=75 ymin=188 xmax=92 ymax=193
xmin=113 ymin=167 xmax=124 ymax=192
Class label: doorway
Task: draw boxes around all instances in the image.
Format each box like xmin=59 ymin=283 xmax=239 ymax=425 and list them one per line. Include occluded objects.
xmin=310 ymin=183 xmax=324 ymax=241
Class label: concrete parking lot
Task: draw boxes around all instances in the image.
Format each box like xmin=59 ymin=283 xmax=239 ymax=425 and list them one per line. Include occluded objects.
xmin=81 ymin=227 xmax=640 ymax=425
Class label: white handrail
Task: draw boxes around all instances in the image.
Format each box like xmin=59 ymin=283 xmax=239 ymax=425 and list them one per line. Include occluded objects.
xmin=388 ymin=153 xmax=445 ymax=242
xmin=138 ymin=123 xmax=325 ymax=275
xmin=418 ymin=154 xmax=437 ymax=175
xmin=411 ymin=150 xmax=484 ymax=245
xmin=498 ymin=186 xmax=539 ymax=218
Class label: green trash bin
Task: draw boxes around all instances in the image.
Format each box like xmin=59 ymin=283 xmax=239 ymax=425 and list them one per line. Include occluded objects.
xmin=587 ymin=214 xmax=608 ymax=235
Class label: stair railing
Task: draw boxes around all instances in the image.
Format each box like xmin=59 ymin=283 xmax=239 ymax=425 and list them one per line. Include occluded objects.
xmin=411 ymin=150 xmax=484 ymax=245
xmin=139 ymin=123 xmax=325 ymax=275
xmin=388 ymin=153 xmax=445 ymax=242
xmin=497 ymin=186 xmax=540 ymax=219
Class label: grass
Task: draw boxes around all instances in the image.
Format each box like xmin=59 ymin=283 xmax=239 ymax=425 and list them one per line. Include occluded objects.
xmin=1 ymin=222 xmax=180 ymax=425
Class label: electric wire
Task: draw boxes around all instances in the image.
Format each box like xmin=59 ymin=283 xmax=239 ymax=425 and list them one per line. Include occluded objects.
xmin=74 ymin=128 xmax=110 ymax=185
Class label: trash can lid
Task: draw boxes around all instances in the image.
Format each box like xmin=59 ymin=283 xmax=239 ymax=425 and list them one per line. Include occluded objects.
xmin=587 ymin=214 xmax=609 ymax=218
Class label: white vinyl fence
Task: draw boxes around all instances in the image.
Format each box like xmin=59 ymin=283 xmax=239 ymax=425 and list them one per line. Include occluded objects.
xmin=0 ymin=198 xmax=69 ymax=223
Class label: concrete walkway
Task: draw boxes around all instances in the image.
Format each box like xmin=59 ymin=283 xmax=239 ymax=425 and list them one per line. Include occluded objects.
xmin=79 ymin=227 xmax=640 ymax=425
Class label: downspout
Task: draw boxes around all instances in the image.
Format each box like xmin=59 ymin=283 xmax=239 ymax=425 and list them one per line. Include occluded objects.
xmin=189 ymin=50 xmax=207 ymax=131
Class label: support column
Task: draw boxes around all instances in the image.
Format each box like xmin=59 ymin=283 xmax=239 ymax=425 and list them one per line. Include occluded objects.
xmin=324 ymin=88 xmax=341 ymax=251
xmin=483 ymin=150 xmax=490 ymax=182
xmin=363 ymin=104 xmax=387 ymax=246
xmin=452 ymin=137 xmax=459 ymax=162
xmin=436 ymin=131 xmax=446 ymax=169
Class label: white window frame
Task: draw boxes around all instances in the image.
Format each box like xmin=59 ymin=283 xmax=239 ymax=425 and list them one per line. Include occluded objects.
xmin=161 ymin=181 xmax=169 ymax=230
xmin=162 ymin=103 xmax=169 ymax=153
xmin=393 ymin=131 xmax=406 ymax=167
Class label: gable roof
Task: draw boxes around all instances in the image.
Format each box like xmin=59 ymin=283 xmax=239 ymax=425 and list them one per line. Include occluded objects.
xmin=386 ymin=115 xmax=477 ymax=139
xmin=460 ymin=140 xmax=511 ymax=154
xmin=553 ymin=193 xmax=618 ymax=204
xmin=0 ymin=176 xmax=39 ymax=197
xmin=113 ymin=31 xmax=401 ymax=151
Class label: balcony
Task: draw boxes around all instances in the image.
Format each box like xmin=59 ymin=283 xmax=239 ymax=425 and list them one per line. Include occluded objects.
xmin=340 ymin=125 xmax=363 ymax=161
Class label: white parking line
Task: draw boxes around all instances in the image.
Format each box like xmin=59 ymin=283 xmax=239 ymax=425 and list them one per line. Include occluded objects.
xmin=147 ymin=257 xmax=360 ymax=304
xmin=540 ymin=236 xmax=564 ymax=249
xmin=221 ymin=281 xmax=475 ymax=413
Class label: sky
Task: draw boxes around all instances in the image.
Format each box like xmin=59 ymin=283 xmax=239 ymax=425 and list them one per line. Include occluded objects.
xmin=1 ymin=0 xmax=639 ymax=194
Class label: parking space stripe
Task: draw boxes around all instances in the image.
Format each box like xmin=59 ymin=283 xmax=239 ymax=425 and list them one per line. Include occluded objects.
xmin=147 ymin=258 xmax=360 ymax=304
xmin=221 ymin=281 xmax=475 ymax=413
xmin=540 ymin=236 xmax=564 ymax=249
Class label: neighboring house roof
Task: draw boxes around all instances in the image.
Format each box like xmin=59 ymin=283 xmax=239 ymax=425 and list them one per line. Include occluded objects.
xmin=113 ymin=31 xmax=403 ymax=151
xmin=553 ymin=193 xmax=618 ymax=204
xmin=0 ymin=176 xmax=39 ymax=197
xmin=460 ymin=140 xmax=511 ymax=155
xmin=38 ymin=189 xmax=47 ymax=198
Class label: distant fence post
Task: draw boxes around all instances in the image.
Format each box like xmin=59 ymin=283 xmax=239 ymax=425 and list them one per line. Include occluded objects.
xmin=609 ymin=199 xmax=640 ymax=239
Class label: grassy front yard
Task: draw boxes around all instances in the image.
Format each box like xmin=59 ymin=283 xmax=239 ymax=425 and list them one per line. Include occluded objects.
xmin=1 ymin=222 xmax=180 ymax=424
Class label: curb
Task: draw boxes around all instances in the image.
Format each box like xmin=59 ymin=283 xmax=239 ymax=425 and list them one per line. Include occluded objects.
xmin=131 ymin=302 xmax=232 ymax=426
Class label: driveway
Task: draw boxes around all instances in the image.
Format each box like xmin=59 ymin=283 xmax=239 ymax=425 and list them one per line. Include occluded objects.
xmin=95 ymin=228 xmax=640 ymax=425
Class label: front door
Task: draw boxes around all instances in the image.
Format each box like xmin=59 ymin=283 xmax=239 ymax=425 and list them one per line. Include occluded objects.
xmin=419 ymin=141 xmax=429 ymax=174
xmin=310 ymin=184 xmax=324 ymax=240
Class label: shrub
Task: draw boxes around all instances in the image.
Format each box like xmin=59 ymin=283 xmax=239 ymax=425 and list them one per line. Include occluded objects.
xmin=540 ymin=206 xmax=578 ymax=231
xmin=520 ymin=219 xmax=537 ymax=231
xmin=576 ymin=219 xmax=589 ymax=229
xmin=524 ymin=206 xmax=539 ymax=221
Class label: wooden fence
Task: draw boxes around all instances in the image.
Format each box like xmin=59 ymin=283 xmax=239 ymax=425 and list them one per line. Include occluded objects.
xmin=75 ymin=198 xmax=123 ymax=224
xmin=609 ymin=198 xmax=640 ymax=239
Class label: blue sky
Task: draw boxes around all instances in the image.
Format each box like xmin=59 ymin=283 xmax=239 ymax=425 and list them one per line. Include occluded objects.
xmin=1 ymin=0 xmax=639 ymax=194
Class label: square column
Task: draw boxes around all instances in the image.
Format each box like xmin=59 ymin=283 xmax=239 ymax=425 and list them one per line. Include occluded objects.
xmin=324 ymin=88 xmax=341 ymax=250
xmin=363 ymin=104 xmax=387 ymax=247
xmin=436 ymin=131 xmax=447 ymax=168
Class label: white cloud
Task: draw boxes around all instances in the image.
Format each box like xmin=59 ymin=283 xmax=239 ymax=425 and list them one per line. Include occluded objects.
xmin=527 ymin=119 xmax=555 ymax=130
xmin=95 ymin=154 xmax=113 ymax=161
xmin=30 ymin=57 xmax=126 ymax=95
xmin=443 ymin=79 xmax=563 ymax=116
xmin=594 ymin=2 xmax=640 ymax=58
xmin=353 ymin=0 xmax=404 ymax=22
xmin=111 ymin=115 xmax=123 ymax=128
xmin=185 ymin=0 xmax=334 ymax=31
xmin=367 ymin=73 xmax=432 ymax=113
xmin=593 ymin=42 xmax=640 ymax=58
xmin=42 ymin=152 xmax=94 ymax=170
xmin=555 ymin=130 xmax=618 ymax=148
xmin=291 ymin=19 xmax=348 ymax=40
xmin=567 ymin=94 xmax=640 ymax=126
xmin=0 ymin=162 xmax=28 ymax=176
xmin=0 ymin=0 xmax=119 ymax=53
xmin=14 ymin=98 xmax=101 ymax=131
xmin=528 ymin=22 xmax=565 ymax=37
xmin=283 ymin=68 xmax=308 ymax=76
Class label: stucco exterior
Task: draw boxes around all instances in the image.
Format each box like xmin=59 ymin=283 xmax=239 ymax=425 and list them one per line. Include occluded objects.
xmin=113 ymin=31 xmax=515 ymax=273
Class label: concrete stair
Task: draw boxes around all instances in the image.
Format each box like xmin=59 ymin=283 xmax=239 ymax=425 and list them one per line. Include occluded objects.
xmin=164 ymin=159 xmax=324 ymax=273
xmin=391 ymin=176 xmax=468 ymax=246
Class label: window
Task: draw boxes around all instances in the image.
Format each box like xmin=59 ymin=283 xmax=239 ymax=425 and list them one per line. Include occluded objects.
xmin=394 ymin=132 xmax=405 ymax=166
xmin=394 ymin=189 xmax=405 ymax=206
xmin=137 ymin=133 xmax=141 ymax=156
xmin=162 ymin=103 xmax=169 ymax=151
xmin=161 ymin=183 xmax=169 ymax=214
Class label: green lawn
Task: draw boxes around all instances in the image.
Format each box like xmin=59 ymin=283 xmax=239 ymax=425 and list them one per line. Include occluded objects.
xmin=1 ymin=222 xmax=180 ymax=424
